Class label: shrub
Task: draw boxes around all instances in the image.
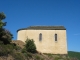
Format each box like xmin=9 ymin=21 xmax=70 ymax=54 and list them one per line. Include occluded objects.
xmin=21 ymin=48 xmax=26 ymax=53
xmin=13 ymin=53 xmax=24 ymax=60
xmin=35 ymin=55 xmax=41 ymax=60
xmin=25 ymin=38 xmax=36 ymax=53
xmin=0 ymin=44 xmax=13 ymax=56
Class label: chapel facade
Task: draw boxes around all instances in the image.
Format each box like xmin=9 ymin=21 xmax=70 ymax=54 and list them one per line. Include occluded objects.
xmin=17 ymin=26 xmax=67 ymax=54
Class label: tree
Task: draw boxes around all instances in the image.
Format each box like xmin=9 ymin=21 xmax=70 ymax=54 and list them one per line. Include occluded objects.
xmin=0 ymin=12 xmax=13 ymax=44
xmin=25 ymin=38 xmax=36 ymax=53
xmin=0 ymin=12 xmax=6 ymax=28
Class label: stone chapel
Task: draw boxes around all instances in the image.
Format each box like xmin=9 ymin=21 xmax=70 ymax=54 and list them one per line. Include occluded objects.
xmin=17 ymin=26 xmax=67 ymax=54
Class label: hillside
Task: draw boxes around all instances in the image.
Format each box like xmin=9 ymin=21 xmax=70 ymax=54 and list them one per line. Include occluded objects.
xmin=0 ymin=41 xmax=79 ymax=60
xmin=68 ymin=51 xmax=80 ymax=60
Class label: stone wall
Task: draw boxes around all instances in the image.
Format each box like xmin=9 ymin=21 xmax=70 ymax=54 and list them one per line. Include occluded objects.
xmin=17 ymin=30 xmax=67 ymax=54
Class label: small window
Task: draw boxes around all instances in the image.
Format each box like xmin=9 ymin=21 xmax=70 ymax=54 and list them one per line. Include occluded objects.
xmin=55 ymin=34 xmax=57 ymax=41
xmin=39 ymin=33 xmax=42 ymax=41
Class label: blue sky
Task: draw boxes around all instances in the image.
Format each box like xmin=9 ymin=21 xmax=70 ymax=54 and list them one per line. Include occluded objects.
xmin=0 ymin=0 xmax=80 ymax=52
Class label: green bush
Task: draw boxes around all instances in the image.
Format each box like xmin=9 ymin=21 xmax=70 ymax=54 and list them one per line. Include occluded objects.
xmin=26 ymin=53 xmax=32 ymax=58
xmin=0 ymin=43 xmax=21 ymax=56
xmin=0 ymin=44 xmax=13 ymax=56
xmin=13 ymin=53 xmax=24 ymax=60
xmin=25 ymin=38 xmax=36 ymax=53
xmin=21 ymin=48 xmax=26 ymax=53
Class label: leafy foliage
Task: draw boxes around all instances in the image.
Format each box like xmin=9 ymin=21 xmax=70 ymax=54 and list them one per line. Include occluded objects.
xmin=0 ymin=29 xmax=13 ymax=44
xmin=0 ymin=43 xmax=19 ymax=56
xmin=25 ymin=38 xmax=36 ymax=53
xmin=21 ymin=48 xmax=27 ymax=53
xmin=0 ymin=12 xmax=13 ymax=44
xmin=0 ymin=12 xmax=6 ymax=28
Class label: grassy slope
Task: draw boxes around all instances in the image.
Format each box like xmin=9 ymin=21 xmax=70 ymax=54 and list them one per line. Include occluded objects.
xmin=0 ymin=42 xmax=80 ymax=60
xmin=68 ymin=51 xmax=80 ymax=60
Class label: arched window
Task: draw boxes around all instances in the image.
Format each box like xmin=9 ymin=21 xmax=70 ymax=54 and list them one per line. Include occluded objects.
xmin=39 ymin=33 xmax=42 ymax=41
xmin=55 ymin=34 xmax=57 ymax=41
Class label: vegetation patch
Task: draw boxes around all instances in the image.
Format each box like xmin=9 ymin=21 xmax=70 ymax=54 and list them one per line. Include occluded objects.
xmin=68 ymin=51 xmax=80 ymax=60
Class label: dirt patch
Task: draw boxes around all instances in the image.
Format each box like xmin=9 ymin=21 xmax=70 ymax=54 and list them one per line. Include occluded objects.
xmin=12 ymin=40 xmax=25 ymax=48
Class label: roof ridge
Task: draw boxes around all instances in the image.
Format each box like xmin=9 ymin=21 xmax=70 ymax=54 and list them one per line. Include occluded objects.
xmin=17 ymin=25 xmax=66 ymax=32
